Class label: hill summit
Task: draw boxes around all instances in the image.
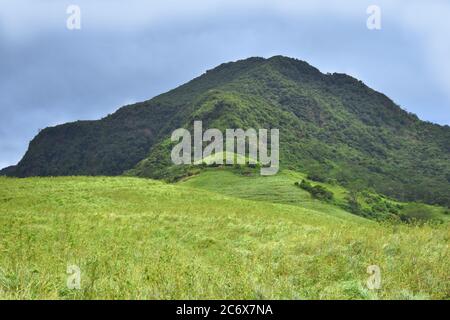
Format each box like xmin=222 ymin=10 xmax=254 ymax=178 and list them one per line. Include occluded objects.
xmin=2 ymin=56 xmax=449 ymax=206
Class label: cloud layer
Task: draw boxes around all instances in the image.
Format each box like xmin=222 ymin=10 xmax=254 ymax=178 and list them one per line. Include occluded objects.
xmin=1 ymin=0 xmax=449 ymax=168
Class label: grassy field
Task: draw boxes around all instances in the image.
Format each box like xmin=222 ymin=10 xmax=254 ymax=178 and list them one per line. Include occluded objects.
xmin=0 ymin=175 xmax=448 ymax=299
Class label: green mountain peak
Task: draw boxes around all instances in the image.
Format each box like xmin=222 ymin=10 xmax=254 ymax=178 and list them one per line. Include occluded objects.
xmin=2 ymin=56 xmax=449 ymax=206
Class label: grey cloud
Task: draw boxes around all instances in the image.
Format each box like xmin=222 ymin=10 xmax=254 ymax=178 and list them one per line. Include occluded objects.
xmin=0 ymin=0 xmax=449 ymax=168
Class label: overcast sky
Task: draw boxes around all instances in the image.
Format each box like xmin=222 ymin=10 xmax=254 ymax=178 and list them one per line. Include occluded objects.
xmin=1 ymin=0 xmax=449 ymax=169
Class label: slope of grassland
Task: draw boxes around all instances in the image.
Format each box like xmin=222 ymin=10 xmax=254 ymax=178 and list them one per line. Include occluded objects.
xmin=0 ymin=176 xmax=448 ymax=299
xmin=180 ymin=169 xmax=350 ymax=215
xmin=180 ymin=169 xmax=449 ymax=222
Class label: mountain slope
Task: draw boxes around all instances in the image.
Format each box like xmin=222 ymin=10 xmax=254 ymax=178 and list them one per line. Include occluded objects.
xmin=2 ymin=56 xmax=450 ymax=206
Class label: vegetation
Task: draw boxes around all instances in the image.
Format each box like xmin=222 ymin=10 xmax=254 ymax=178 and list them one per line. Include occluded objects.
xmin=0 ymin=176 xmax=449 ymax=300
xmin=180 ymin=168 xmax=448 ymax=223
xmin=2 ymin=56 xmax=449 ymax=208
xmin=296 ymin=180 xmax=334 ymax=202
xmin=399 ymin=204 xmax=442 ymax=224
xmin=1 ymin=56 xmax=448 ymax=300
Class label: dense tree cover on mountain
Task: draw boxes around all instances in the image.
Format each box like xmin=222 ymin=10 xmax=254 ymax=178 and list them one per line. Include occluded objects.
xmin=2 ymin=56 xmax=449 ymax=206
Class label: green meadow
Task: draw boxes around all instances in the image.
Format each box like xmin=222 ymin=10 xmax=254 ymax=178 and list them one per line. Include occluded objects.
xmin=0 ymin=174 xmax=448 ymax=299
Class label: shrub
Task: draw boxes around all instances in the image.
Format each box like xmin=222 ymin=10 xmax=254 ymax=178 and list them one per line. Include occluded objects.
xmin=233 ymin=164 xmax=254 ymax=176
xmin=307 ymin=173 xmax=327 ymax=183
xmin=296 ymin=180 xmax=333 ymax=201
xmin=345 ymin=191 xmax=362 ymax=215
xmin=310 ymin=185 xmax=334 ymax=201
xmin=399 ymin=204 xmax=436 ymax=223
xmin=297 ymin=179 xmax=313 ymax=191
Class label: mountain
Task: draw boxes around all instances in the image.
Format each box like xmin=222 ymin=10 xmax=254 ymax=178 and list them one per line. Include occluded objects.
xmin=2 ymin=56 xmax=449 ymax=206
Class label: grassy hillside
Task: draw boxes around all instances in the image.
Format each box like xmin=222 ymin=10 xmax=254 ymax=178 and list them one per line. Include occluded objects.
xmin=0 ymin=176 xmax=448 ymax=299
xmin=180 ymin=168 xmax=449 ymax=223
xmin=180 ymin=169 xmax=351 ymax=216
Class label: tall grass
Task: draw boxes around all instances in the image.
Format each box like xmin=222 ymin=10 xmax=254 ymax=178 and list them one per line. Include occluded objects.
xmin=0 ymin=176 xmax=448 ymax=299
